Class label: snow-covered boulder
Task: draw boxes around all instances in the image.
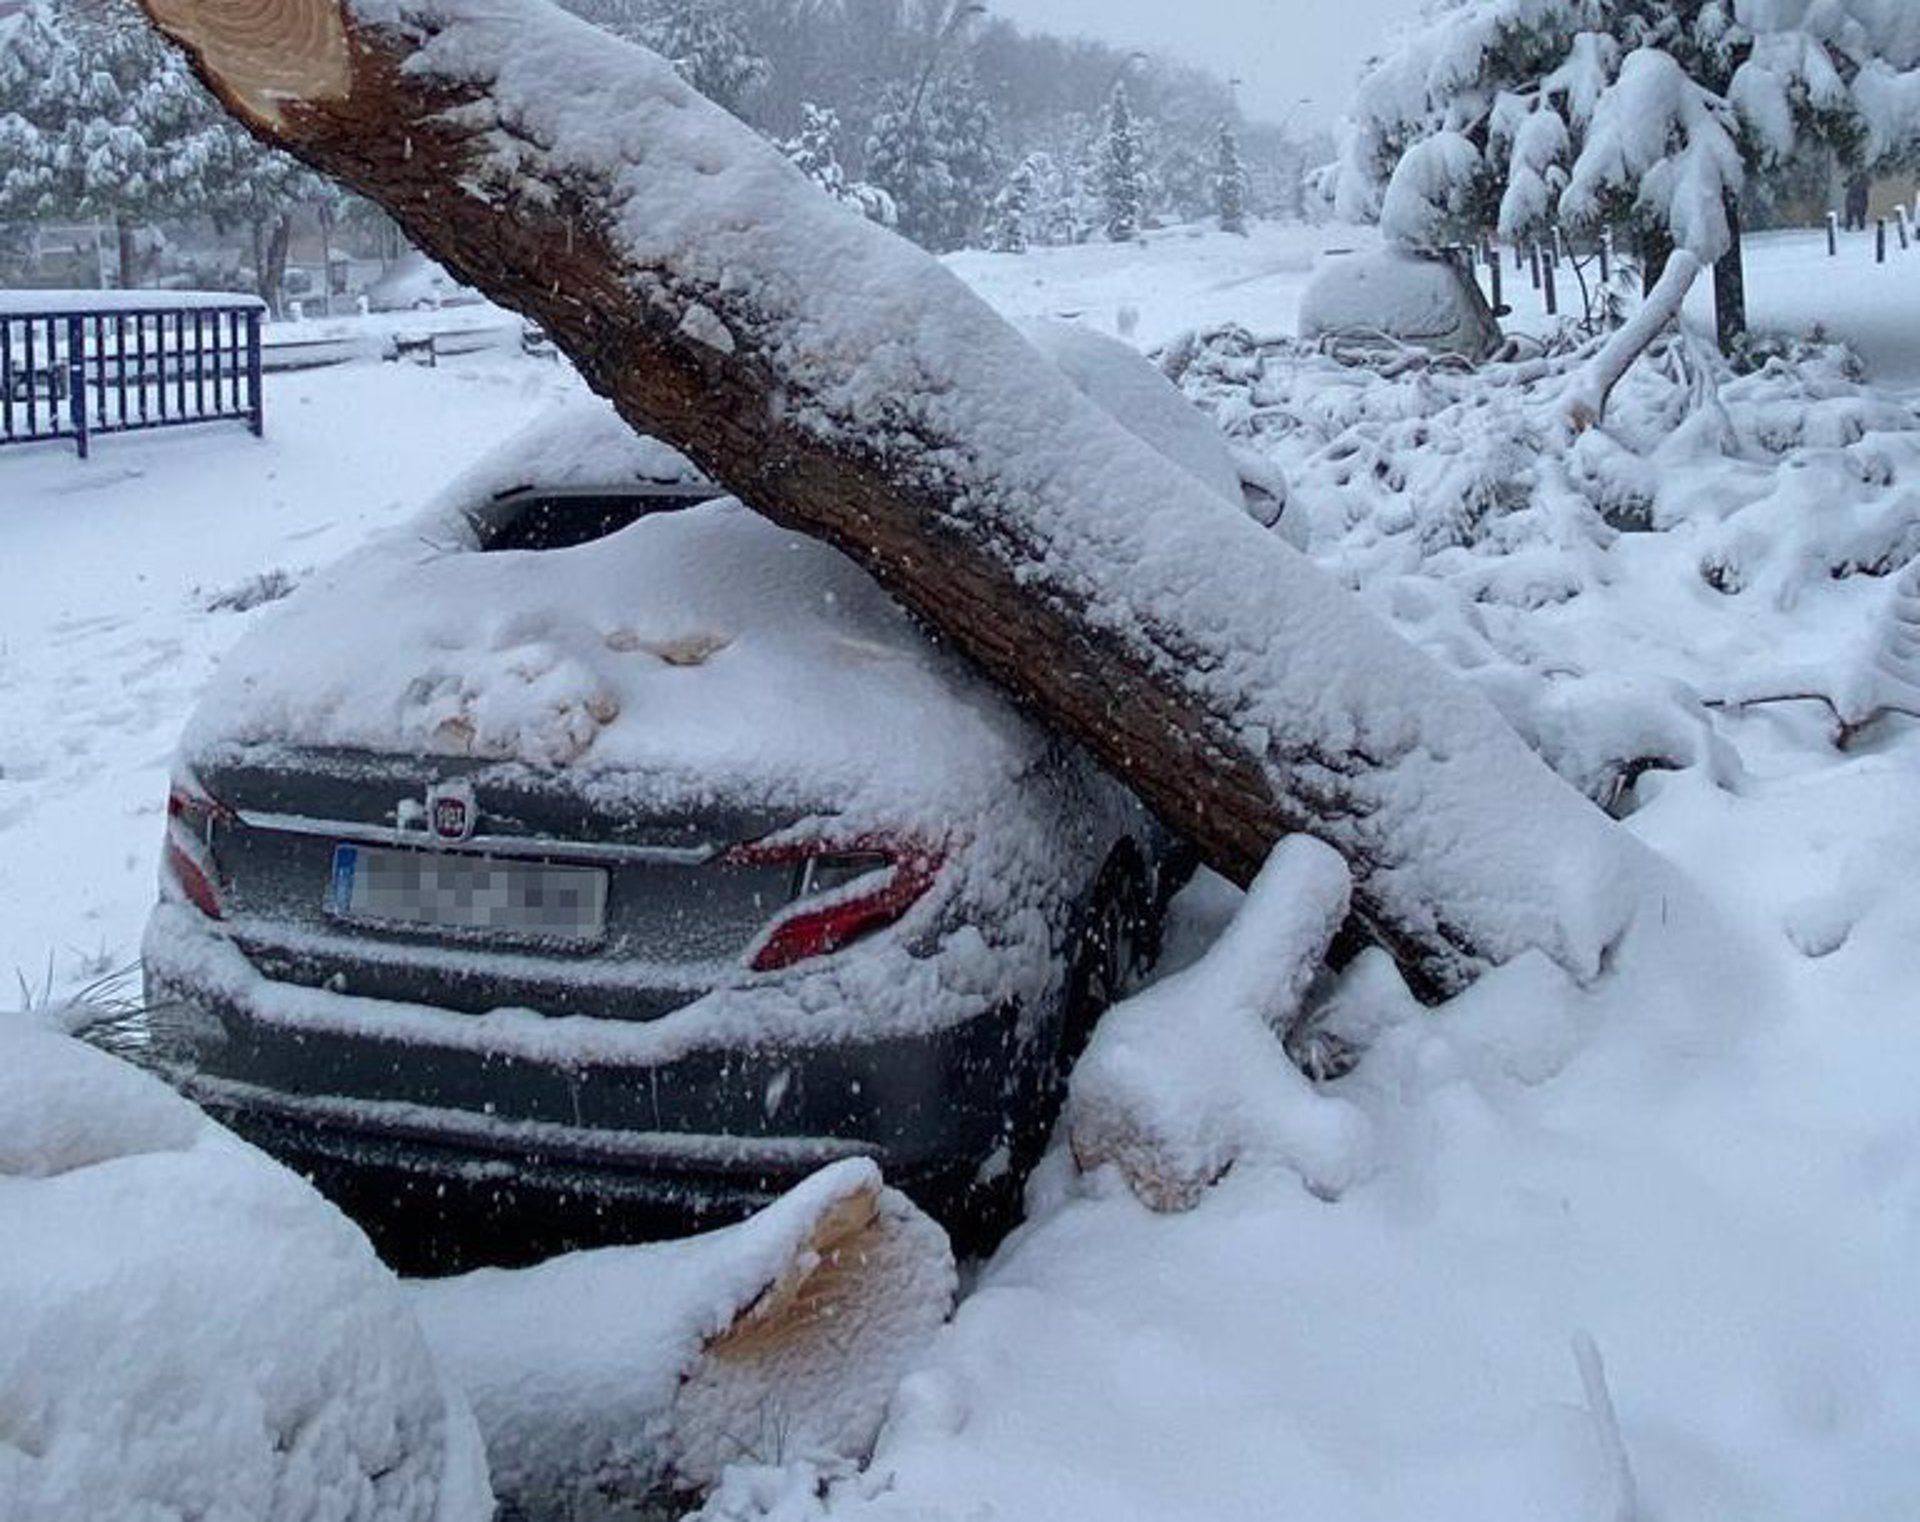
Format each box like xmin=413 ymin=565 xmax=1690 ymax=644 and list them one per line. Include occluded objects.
xmin=0 ymin=1015 xmax=490 ymax=1522
xmin=1299 ymin=246 xmax=1501 ymax=360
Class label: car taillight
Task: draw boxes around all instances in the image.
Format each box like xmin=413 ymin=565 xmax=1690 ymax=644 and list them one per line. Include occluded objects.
xmin=164 ymin=775 xmax=232 ymax=920
xmin=727 ymin=835 xmax=946 ymax=972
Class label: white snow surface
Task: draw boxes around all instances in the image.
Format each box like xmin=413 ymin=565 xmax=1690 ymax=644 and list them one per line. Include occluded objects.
xmin=0 ymin=1015 xmax=491 ymax=1522
xmin=10 ymin=224 xmax=1920 ymax=1517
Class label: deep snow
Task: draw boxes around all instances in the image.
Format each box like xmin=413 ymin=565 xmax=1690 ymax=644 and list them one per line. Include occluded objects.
xmin=6 ymin=220 xmax=1920 ymax=1518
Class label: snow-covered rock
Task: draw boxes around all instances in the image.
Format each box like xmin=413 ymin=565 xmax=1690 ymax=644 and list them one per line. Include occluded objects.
xmin=0 ymin=1016 xmax=491 ymax=1522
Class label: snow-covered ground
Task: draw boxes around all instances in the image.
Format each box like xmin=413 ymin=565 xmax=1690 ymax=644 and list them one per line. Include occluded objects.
xmin=0 ymin=356 xmax=577 ymax=994
xmin=7 ymin=222 xmax=1920 ymax=1519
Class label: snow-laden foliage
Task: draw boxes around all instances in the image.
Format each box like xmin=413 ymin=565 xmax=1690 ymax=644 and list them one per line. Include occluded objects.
xmin=779 ymin=103 xmax=896 ymax=227
xmin=591 ymin=0 xmax=769 ymax=115
xmin=0 ymin=0 xmax=332 ymax=292
xmin=864 ymin=74 xmax=1003 ymax=253
xmin=1174 ymin=315 xmax=1920 ymax=801
xmin=1336 ymin=0 xmax=1920 ymax=263
xmin=986 ymin=152 xmax=1040 ymax=252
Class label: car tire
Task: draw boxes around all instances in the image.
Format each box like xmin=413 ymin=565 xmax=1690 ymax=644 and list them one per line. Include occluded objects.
xmin=943 ymin=854 xmax=1152 ymax=1257
xmin=1057 ymin=853 xmax=1148 ymax=1073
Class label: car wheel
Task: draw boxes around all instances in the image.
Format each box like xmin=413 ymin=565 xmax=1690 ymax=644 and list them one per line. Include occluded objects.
xmin=948 ymin=856 xmax=1150 ymax=1256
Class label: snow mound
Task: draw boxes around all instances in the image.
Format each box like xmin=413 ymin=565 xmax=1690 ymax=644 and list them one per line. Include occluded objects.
xmin=1068 ymin=837 xmax=1374 ymax=1209
xmin=0 ymin=1017 xmax=490 ymax=1522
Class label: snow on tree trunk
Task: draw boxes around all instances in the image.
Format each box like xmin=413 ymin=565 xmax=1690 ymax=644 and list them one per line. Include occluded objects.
xmin=137 ymin=0 xmax=1657 ymax=1000
xmin=1566 ymin=251 xmax=1702 ymax=431
xmin=1069 ymin=837 xmax=1372 ymax=1211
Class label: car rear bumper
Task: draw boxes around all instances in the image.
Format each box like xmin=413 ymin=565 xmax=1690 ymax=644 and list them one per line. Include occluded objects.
xmin=185 ymin=1073 xmax=894 ymax=1267
xmin=141 ymin=907 xmax=1053 ymax=1262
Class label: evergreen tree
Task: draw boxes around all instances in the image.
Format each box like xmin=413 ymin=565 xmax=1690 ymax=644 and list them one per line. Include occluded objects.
xmin=1213 ymin=119 xmax=1249 ymax=233
xmin=0 ymin=0 xmax=327 ymax=298
xmin=987 ymin=153 xmax=1041 ymax=253
xmin=1099 ymin=82 xmax=1145 ymax=242
xmin=779 ymin=102 xmax=895 ymax=226
xmin=865 ymin=75 xmax=1002 ymax=252
xmin=629 ymin=0 xmax=768 ymax=116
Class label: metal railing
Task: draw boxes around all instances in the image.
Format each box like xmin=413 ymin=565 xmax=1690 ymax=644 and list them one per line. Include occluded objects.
xmin=1 ymin=295 xmax=264 ymax=458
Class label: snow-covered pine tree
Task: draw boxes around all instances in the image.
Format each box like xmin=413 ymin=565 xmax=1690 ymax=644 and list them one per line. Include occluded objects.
xmin=625 ymin=0 xmax=767 ymax=116
xmin=865 ymin=75 xmax=1002 ymax=252
xmin=0 ymin=0 xmax=327 ymax=294
xmin=0 ymin=0 xmax=232 ymax=283
xmin=1336 ymin=0 xmax=1920 ymax=352
xmin=779 ymin=102 xmax=895 ymax=225
xmin=1214 ymin=119 xmax=1249 ymax=233
xmin=987 ymin=153 xmax=1040 ymax=252
xmin=1100 ymin=81 xmax=1145 ymax=242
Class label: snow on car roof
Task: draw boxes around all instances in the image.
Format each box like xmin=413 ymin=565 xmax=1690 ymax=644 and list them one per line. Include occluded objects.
xmin=1015 ymin=318 xmax=1246 ymax=509
xmin=184 ymin=324 xmax=1243 ymax=819
xmin=183 ymin=398 xmax=1043 ymax=819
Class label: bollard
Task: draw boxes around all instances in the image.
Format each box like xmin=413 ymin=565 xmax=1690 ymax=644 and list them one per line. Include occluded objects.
xmin=1529 ymin=242 xmax=1543 ymax=291
xmin=1827 ymin=211 xmax=1839 ymax=258
xmin=1899 ymin=207 xmax=1911 ymax=251
xmin=1542 ymin=250 xmax=1558 ymax=316
xmin=1878 ymin=218 xmax=1888 ymax=264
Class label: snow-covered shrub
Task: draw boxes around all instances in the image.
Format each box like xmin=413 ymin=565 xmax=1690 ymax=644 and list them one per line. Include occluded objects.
xmin=1170 ymin=312 xmax=1920 ymax=796
xmin=0 ymin=1015 xmax=490 ymax=1522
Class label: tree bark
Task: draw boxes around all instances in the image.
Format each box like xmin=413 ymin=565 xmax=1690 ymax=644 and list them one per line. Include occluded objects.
xmin=136 ymin=0 xmax=1654 ymax=1001
xmin=1639 ymin=223 xmax=1673 ymax=296
xmin=251 ymin=211 xmax=295 ymax=315
xmin=115 ymin=215 xmax=139 ymax=289
xmin=1713 ymin=195 xmax=1746 ymax=355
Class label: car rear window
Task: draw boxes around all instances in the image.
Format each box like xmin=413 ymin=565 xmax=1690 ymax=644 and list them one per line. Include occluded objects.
xmin=467 ymin=485 xmax=722 ymax=552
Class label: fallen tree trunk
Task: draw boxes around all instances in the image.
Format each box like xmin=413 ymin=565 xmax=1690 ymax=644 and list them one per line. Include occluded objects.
xmin=140 ymin=0 xmax=1653 ymax=999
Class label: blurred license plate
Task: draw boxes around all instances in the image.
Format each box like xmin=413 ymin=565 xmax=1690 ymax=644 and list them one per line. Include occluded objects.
xmin=327 ymin=844 xmax=607 ymax=942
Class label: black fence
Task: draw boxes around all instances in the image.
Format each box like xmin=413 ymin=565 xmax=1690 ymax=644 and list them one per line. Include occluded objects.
xmin=1 ymin=297 xmax=264 ymax=458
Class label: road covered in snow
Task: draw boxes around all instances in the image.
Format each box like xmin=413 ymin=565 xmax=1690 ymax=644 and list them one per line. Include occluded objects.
xmin=6 ymin=223 xmax=1920 ymax=1519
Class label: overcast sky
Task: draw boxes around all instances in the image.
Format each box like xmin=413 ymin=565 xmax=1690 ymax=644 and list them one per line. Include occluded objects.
xmin=985 ymin=0 xmax=1429 ymax=131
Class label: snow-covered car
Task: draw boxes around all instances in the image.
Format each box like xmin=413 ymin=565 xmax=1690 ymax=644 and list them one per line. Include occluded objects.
xmin=361 ymin=249 xmax=486 ymax=312
xmin=1298 ymin=245 xmax=1502 ymax=360
xmin=142 ymin=324 xmax=1244 ymax=1264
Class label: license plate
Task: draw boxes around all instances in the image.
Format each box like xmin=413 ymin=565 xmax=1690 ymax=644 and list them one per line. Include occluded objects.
xmin=327 ymin=844 xmax=607 ymax=942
